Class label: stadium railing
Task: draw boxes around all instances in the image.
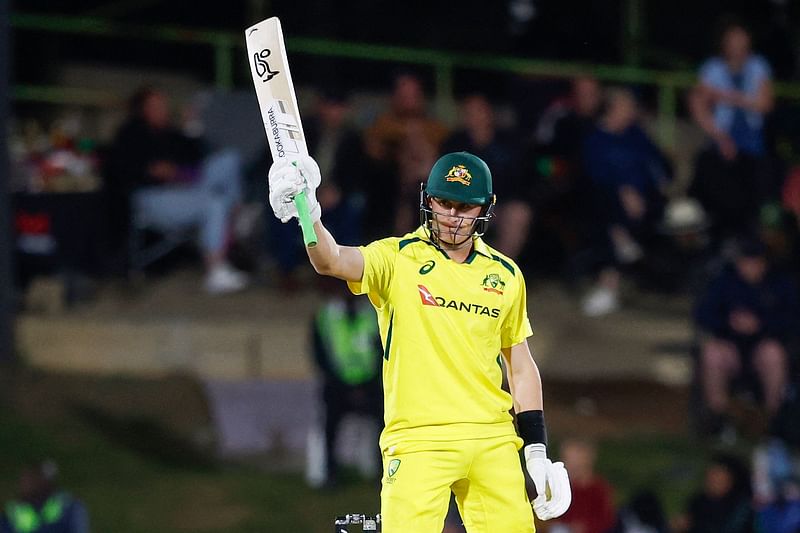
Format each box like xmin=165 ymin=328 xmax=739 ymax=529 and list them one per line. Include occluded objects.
xmin=10 ymin=11 xmax=800 ymax=150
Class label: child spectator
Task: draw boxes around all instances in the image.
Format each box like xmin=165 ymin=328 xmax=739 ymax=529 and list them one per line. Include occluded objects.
xmin=549 ymin=437 xmax=616 ymax=533
xmin=675 ymin=454 xmax=754 ymax=533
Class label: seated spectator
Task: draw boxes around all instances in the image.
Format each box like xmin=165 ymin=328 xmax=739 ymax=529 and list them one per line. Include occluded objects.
xmin=694 ymin=238 xmax=798 ymax=433
xmin=442 ymin=94 xmax=530 ymax=259
xmin=756 ymin=477 xmax=800 ymax=533
xmin=306 ymin=278 xmax=383 ymax=487
xmin=549 ymin=437 xmax=616 ymax=533
xmin=364 ymin=72 xmax=449 ymax=237
xmin=1 ymin=460 xmax=89 ymax=533
xmin=106 ymin=86 xmax=248 ymax=294
xmin=637 ymin=197 xmax=713 ymax=295
xmin=531 ymin=77 xmax=603 ymax=272
xmin=581 ymin=88 xmax=672 ymax=316
xmin=778 ymin=167 xmax=800 ymax=278
xmin=609 ymin=490 xmax=669 ymax=533
xmin=536 ymin=76 xmax=603 ymax=158
xmin=674 ymin=454 xmax=754 ymax=533
xmin=689 ymin=19 xmax=776 ymax=246
xmin=752 ymin=439 xmax=796 ymax=505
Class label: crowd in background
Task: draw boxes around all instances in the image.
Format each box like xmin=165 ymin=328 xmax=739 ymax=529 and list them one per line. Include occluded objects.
xmin=7 ymin=15 xmax=800 ymax=533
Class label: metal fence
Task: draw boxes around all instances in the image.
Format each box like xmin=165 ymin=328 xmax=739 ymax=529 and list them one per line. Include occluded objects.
xmin=11 ymin=12 xmax=800 ymax=149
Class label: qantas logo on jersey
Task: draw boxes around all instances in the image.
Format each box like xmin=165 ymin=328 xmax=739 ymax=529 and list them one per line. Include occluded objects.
xmin=417 ymin=285 xmax=500 ymax=318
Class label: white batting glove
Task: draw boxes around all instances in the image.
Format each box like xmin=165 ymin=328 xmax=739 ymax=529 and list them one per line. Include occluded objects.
xmin=268 ymin=155 xmax=322 ymax=223
xmin=524 ymin=443 xmax=572 ymax=521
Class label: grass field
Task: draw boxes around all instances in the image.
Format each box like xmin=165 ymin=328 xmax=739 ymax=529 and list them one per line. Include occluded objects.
xmin=0 ymin=370 xmax=717 ymax=532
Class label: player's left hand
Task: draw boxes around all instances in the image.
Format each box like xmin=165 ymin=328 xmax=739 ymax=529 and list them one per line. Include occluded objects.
xmin=524 ymin=443 xmax=572 ymax=521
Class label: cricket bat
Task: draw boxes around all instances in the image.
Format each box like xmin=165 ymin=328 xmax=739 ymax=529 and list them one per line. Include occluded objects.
xmin=245 ymin=17 xmax=317 ymax=247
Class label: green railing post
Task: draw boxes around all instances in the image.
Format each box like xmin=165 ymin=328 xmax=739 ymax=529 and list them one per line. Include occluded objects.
xmin=622 ymin=0 xmax=644 ymax=66
xmin=434 ymin=60 xmax=456 ymax=126
xmin=214 ymin=36 xmax=234 ymax=91
xmin=657 ymin=81 xmax=677 ymax=151
xmin=8 ymin=11 xmax=800 ymax=113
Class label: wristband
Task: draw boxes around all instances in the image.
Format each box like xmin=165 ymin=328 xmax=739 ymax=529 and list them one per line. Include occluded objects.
xmin=517 ymin=410 xmax=547 ymax=446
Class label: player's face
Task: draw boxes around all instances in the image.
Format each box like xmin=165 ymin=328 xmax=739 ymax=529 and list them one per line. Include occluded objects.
xmin=429 ymin=197 xmax=483 ymax=246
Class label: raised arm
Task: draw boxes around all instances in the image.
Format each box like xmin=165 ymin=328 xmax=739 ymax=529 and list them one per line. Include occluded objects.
xmin=306 ymin=220 xmax=365 ymax=282
xmin=268 ymin=155 xmax=365 ymax=282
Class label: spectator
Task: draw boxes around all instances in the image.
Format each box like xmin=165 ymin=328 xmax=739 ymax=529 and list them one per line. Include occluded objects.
xmin=756 ymin=477 xmax=800 ymax=533
xmin=364 ymin=73 xmax=449 ymax=237
xmin=639 ymin=197 xmax=713 ymax=295
xmin=674 ymin=454 xmax=754 ymax=533
xmin=1 ymin=461 xmax=89 ymax=533
xmin=609 ymin=490 xmax=669 ymax=533
xmin=306 ymin=278 xmax=383 ymax=487
xmin=531 ymin=77 xmax=602 ymax=273
xmin=694 ymin=237 xmax=798 ymax=433
xmin=549 ymin=437 xmax=616 ymax=533
xmin=689 ymin=19 xmax=776 ymax=245
xmin=268 ymin=89 xmax=365 ymax=289
xmin=581 ymin=88 xmax=672 ymax=316
xmin=777 ymin=167 xmax=800 ymax=278
xmin=442 ymin=94 xmax=530 ymax=259
xmin=752 ymin=438 xmax=796 ymax=507
xmin=106 ymin=86 xmax=248 ymax=294
xmin=536 ymin=77 xmax=603 ymax=159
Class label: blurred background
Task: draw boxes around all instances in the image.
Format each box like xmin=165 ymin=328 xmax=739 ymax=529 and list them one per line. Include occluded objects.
xmin=3 ymin=0 xmax=800 ymax=532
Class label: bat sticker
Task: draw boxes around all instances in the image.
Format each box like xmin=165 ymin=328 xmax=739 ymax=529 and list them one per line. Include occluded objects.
xmin=253 ymin=49 xmax=280 ymax=82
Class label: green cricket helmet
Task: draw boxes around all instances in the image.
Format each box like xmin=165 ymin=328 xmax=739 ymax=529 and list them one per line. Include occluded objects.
xmin=420 ymin=151 xmax=496 ymax=242
xmin=425 ymin=151 xmax=494 ymax=205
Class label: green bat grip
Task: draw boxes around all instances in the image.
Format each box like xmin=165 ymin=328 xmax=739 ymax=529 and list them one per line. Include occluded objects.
xmin=293 ymin=191 xmax=318 ymax=247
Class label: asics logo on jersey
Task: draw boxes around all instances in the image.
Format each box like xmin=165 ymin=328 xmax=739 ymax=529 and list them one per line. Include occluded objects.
xmin=419 ymin=260 xmax=436 ymax=275
xmin=417 ymin=285 xmax=500 ymax=318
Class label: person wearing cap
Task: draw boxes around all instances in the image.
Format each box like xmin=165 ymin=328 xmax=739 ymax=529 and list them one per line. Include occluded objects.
xmin=268 ymin=151 xmax=571 ymax=531
xmin=694 ymin=237 xmax=799 ymax=432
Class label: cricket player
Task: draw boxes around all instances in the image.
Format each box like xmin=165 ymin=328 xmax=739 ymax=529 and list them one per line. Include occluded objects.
xmin=269 ymin=151 xmax=571 ymax=532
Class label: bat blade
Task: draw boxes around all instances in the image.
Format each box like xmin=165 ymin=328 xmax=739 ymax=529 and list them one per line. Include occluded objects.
xmin=245 ymin=17 xmax=308 ymax=162
xmin=245 ymin=17 xmax=317 ymax=247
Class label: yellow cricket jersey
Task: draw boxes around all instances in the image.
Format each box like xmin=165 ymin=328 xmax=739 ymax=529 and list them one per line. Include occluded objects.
xmin=348 ymin=226 xmax=534 ymax=450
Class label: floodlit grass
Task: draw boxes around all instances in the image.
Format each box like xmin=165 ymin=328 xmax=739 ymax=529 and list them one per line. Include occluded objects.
xmin=0 ymin=405 xmax=380 ymax=532
xmin=0 ymin=403 xmax=717 ymax=532
xmin=595 ymin=435 xmax=706 ymax=516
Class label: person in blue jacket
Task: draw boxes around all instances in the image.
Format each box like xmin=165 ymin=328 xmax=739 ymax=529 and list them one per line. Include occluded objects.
xmin=695 ymin=238 xmax=799 ymax=428
xmin=580 ymin=88 xmax=671 ymax=316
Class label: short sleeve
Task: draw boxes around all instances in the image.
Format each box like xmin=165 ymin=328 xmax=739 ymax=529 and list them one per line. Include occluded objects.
xmin=750 ymin=55 xmax=772 ymax=83
xmin=699 ymin=58 xmax=724 ymax=87
xmin=501 ymin=274 xmax=534 ymax=348
xmin=347 ymin=237 xmax=397 ymax=308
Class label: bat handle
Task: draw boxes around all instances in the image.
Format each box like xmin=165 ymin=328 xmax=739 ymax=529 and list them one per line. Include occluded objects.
xmin=293 ymin=191 xmax=318 ymax=247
